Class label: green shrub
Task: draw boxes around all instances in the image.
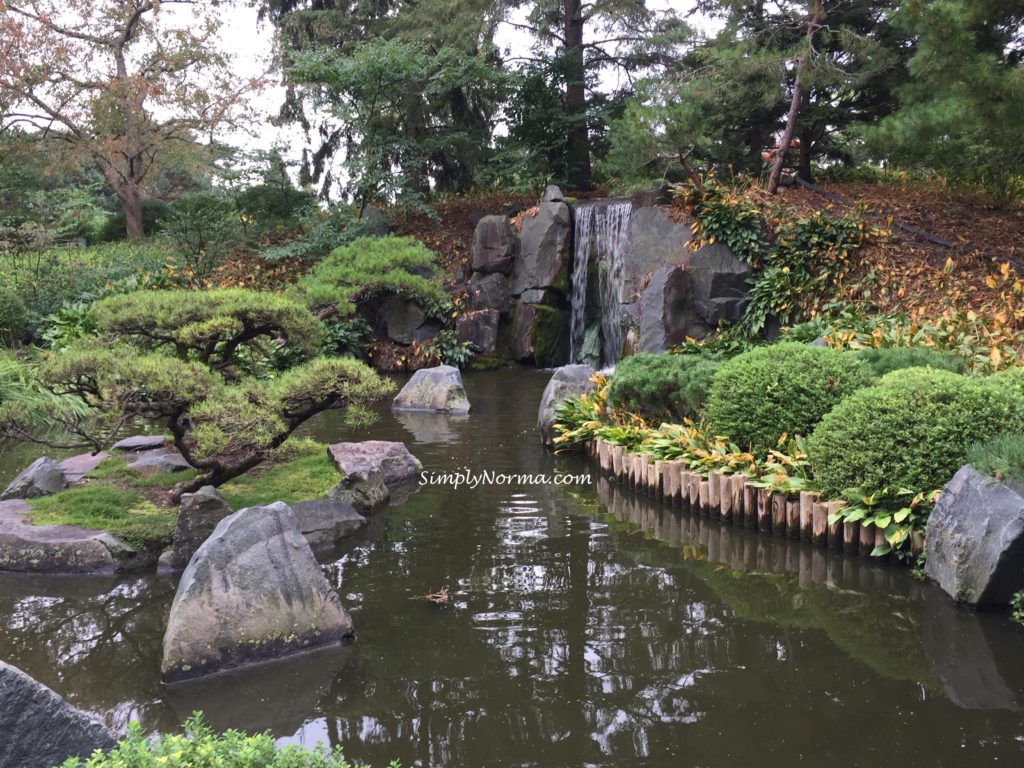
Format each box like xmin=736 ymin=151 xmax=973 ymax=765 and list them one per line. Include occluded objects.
xmin=162 ymin=193 xmax=240 ymax=284
xmin=235 ymin=183 xmax=317 ymax=222
xmin=96 ymin=199 xmax=170 ymax=242
xmin=297 ymin=235 xmax=445 ymax=317
xmin=61 ymin=715 xmax=385 ymax=768
xmin=607 ymin=352 xmax=720 ymax=421
xmin=808 ymin=368 xmax=1024 ymax=498
xmin=705 ymin=342 xmax=871 ymax=454
xmin=966 ymin=433 xmax=1024 ymax=484
xmin=854 ymin=346 xmax=968 ymax=378
xmin=0 ymin=285 xmax=28 ymax=344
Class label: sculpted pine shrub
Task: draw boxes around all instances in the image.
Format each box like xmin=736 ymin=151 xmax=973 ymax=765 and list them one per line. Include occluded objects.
xmin=607 ymin=352 xmax=720 ymax=421
xmin=1 ymin=288 xmax=394 ymax=498
xmin=854 ymin=347 xmax=968 ymax=378
xmin=808 ymin=368 xmax=1024 ymax=498
xmin=704 ymin=342 xmax=871 ymax=454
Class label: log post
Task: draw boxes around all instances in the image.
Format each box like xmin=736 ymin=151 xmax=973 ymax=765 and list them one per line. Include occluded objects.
xmin=842 ymin=520 xmax=860 ymax=553
xmin=757 ymin=488 xmax=772 ymax=532
xmin=771 ymin=492 xmax=788 ymax=536
xmin=612 ymin=446 xmax=623 ymax=480
xmin=811 ymin=502 xmax=828 ymax=545
xmin=799 ymin=491 xmax=815 ymax=541
xmin=719 ymin=474 xmax=733 ymax=524
xmin=825 ymin=502 xmax=845 ymax=549
xmin=708 ymin=470 xmax=721 ymax=514
xmin=786 ymin=499 xmax=800 ymax=539
xmin=730 ymin=475 xmax=745 ymax=526
xmin=743 ymin=481 xmax=757 ymax=528
xmin=858 ymin=523 xmax=876 ymax=557
xmin=873 ymin=527 xmax=887 ymax=557
xmin=687 ymin=473 xmax=700 ymax=512
xmin=698 ymin=480 xmax=710 ymax=517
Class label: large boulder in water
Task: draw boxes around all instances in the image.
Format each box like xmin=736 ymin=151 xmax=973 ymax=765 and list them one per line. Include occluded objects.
xmin=393 ymin=365 xmax=471 ymax=414
xmin=511 ymin=202 xmax=571 ymax=297
xmin=537 ymin=364 xmax=597 ymax=447
xmin=0 ymin=660 xmax=118 ymax=768
xmin=925 ymin=466 xmax=1024 ymax=606
xmin=1 ymin=457 xmax=68 ymax=500
xmin=161 ymin=502 xmax=353 ymax=682
xmin=471 ymin=215 xmax=517 ymax=275
xmin=328 ymin=440 xmax=423 ymax=487
xmin=161 ymin=486 xmax=233 ymax=571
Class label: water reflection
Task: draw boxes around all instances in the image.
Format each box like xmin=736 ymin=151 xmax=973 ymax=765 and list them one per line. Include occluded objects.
xmin=0 ymin=369 xmax=1023 ymax=766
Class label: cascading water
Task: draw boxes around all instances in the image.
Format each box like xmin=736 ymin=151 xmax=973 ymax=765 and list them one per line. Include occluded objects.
xmin=569 ymin=199 xmax=633 ymax=366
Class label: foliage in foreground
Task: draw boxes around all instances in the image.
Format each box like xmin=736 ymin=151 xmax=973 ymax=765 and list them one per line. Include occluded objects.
xmin=60 ymin=716 xmax=396 ymax=768
xmin=966 ymin=433 xmax=1024 ymax=485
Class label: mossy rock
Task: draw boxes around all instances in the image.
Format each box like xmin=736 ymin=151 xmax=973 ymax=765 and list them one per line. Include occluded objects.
xmin=530 ymin=304 xmax=569 ymax=367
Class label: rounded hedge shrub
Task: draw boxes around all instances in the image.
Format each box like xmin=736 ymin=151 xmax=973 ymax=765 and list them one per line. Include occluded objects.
xmin=607 ymin=352 xmax=721 ymax=421
xmin=808 ymin=368 xmax=1024 ymax=498
xmin=704 ymin=342 xmax=871 ymax=453
xmin=0 ymin=286 xmax=28 ymax=344
xmin=854 ymin=346 xmax=967 ymax=378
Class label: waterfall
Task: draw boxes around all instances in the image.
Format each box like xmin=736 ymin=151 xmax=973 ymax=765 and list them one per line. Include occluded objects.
xmin=569 ymin=199 xmax=633 ymax=366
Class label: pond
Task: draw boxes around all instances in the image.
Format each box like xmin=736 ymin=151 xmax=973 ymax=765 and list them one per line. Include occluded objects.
xmin=1 ymin=369 xmax=1023 ymax=766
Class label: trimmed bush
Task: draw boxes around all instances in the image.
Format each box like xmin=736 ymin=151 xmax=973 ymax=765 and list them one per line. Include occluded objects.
xmin=808 ymin=368 xmax=1024 ymax=498
xmin=0 ymin=285 xmax=28 ymax=344
xmin=854 ymin=346 xmax=967 ymax=378
xmin=607 ymin=352 xmax=720 ymax=421
xmin=704 ymin=342 xmax=871 ymax=453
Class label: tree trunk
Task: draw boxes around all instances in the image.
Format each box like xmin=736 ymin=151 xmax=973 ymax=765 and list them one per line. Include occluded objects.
xmin=563 ymin=0 xmax=592 ymax=190
xmin=767 ymin=0 xmax=822 ymax=195
xmin=120 ymin=184 xmax=144 ymax=240
xmin=798 ymin=126 xmax=813 ymax=182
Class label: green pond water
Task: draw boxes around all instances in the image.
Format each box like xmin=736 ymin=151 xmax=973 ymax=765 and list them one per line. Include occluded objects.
xmin=1 ymin=368 xmax=1023 ymax=766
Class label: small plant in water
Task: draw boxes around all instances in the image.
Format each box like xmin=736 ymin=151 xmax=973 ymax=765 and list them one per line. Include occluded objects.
xmin=1011 ymin=590 xmax=1024 ymax=626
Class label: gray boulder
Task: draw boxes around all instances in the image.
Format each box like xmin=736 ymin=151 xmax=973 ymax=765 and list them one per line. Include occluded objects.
xmin=161 ymin=502 xmax=353 ymax=681
xmin=621 ymin=206 xmax=691 ymax=306
xmin=639 ymin=265 xmax=689 ymax=353
xmin=360 ymin=205 xmax=391 ymax=236
xmin=471 ymin=215 xmax=516 ymax=275
xmin=378 ymin=295 xmax=440 ymax=344
xmin=542 ymin=184 xmax=565 ymax=202
xmin=925 ymin=466 xmax=1024 ymax=606
xmin=456 ymin=308 xmax=500 ymax=354
xmin=290 ymin=499 xmax=366 ymax=553
xmin=537 ymin=364 xmax=597 ymax=447
xmin=511 ymin=202 xmax=571 ymax=296
xmin=467 ymin=272 xmax=510 ymax=316
xmin=1 ymin=457 xmax=68 ymax=500
xmin=111 ymin=434 xmax=166 ymax=452
xmin=328 ymin=440 xmax=423 ymax=487
xmin=59 ymin=452 xmax=110 ymax=484
xmin=392 ymin=365 xmax=471 ymax=414
xmin=163 ymin=486 xmax=233 ymax=571
xmin=0 ymin=499 xmax=136 ymax=574
xmin=0 ymin=661 xmax=118 ymax=768
xmin=127 ymin=448 xmax=192 ymax=473
xmin=507 ymin=302 xmax=568 ymax=367
xmin=327 ymin=469 xmax=389 ymax=513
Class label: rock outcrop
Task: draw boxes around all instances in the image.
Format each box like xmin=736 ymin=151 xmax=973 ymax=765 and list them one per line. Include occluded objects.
xmin=456 ymin=308 xmax=500 ymax=354
xmin=59 ymin=452 xmax=110 ymax=483
xmin=290 ymin=499 xmax=366 ymax=553
xmin=925 ymin=466 xmax=1024 ymax=606
xmin=511 ymin=202 xmax=571 ymax=298
xmin=0 ymin=498 xmax=137 ymax=574
xmin=537 ymin=364 xmax=598 ymax=447
xmin=378 ymin=295 xmax=441 ymax=344
xmin=392 ymin=365 xmax=471 ymax=413
xmin=470 ymin=215 xmax=517 ymax=275
xmin=467 ymin=272 xmax=511 ymax=316
xmin=0 ymin=661 xmax=118 ymax=768
xmin=161 ymin=486 xmax=233 ymax=571
xmin=1 ymin=457 xmax=68 ymax=500
xmin=161 ymin=502 xmax=353 ymax=681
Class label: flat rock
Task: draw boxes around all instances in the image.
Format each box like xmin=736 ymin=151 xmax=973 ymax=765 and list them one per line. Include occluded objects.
xmin=537 ymin=364 xmax=598 ymax=447
xmin=290 ymin=499 xmax=367 ymax=553
xmin=128 ymin=448 xmax=192 ymax=473
xmin=1 ymin=457 xmax=68 ymax=500
xmin=0 ymin=661 xmax=118 ymax=768
xmin=0 ymin=499 xmax=136 ymax=574
xmin=111 ymin=434 xmax=166 ymax=452
xmin=327 ymin=441 xmax=423 ymax=487
xmin=161 ymin=502 xmax=353 ymax=682
xmin=925 ymin=465 xmax=1024 ymax=606
xmin=60 ymin=452 xmax=110 ymax=484
xmin=162 ymin=486 xmax=234 ymax=571
xmin=392 ymin=365 xmax=471 ymax=414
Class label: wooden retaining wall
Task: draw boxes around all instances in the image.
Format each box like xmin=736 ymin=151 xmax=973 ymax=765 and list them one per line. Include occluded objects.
xmin=586 ymin=438 xmax=925 ymax=562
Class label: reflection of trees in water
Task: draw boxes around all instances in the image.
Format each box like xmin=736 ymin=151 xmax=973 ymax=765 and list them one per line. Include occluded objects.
xmin=0 ymin=574 xmax=177 ymax=732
